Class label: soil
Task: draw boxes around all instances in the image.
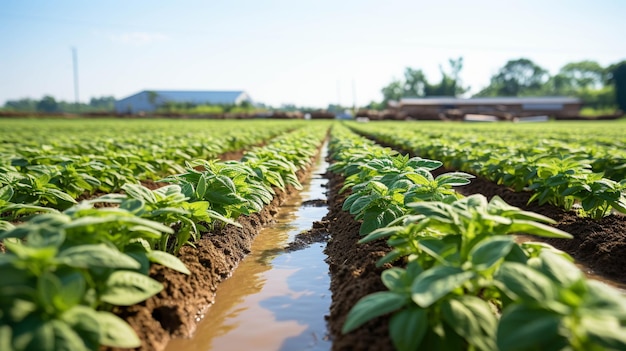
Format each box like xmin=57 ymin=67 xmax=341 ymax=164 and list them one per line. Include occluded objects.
xmin=321 ymin=171 xmax=394 ymax=350
xmin=282 ymin=219 xmax=331 ymax=252
xmin=105 ymin=149 xmax=321 ymax=351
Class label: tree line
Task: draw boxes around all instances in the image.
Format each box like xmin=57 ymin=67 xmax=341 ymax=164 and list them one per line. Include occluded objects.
xmin=1 ymin=96 xmax=116 ymax=113
xmin=377 ymin=58 xmax=626 ymax=114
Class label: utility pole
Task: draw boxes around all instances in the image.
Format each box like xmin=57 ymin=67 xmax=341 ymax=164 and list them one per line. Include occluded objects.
xmin=72 ymin=47 xmax=79 ymax=113
xmin=336 ymin=80 xmax=341 ymax=108
xmin=352 ymin=79 xmax=357 ymax=117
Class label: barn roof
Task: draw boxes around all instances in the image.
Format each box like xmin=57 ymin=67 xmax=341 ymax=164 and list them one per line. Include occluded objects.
xmin=127 ymin=90 xmax=249 ymax=105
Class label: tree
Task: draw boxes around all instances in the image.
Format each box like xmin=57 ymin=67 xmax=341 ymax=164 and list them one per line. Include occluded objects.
xmin=475 ymin=58 xmax=548 ymax=96
xmin=381 ymin=57 xmax=469 ymax=106
xmin=89 ymin=96 xmax=115 ymax=110
xmin=36 ymin=95 xmax=59 ymax=113
xmin=425 ymin=57 xmax=469 ymax=96
xmin=3 ymin=98 xmax=37 ymax=111
xmin=381 ymin=79 xmax=404 ymax=105
xmin=403 ymin=68 xmax=429 ymax=97
xmin=559 ymin=60 xmax=605 ymax=90
xmin=607 ymin=61 xmax=626 ymax=112
xmin=546 ymin=60 xmax=606 ymax=96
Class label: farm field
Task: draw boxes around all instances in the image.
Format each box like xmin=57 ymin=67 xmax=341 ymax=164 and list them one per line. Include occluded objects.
xmin=1 ymin=118 xmax=626 ymax=351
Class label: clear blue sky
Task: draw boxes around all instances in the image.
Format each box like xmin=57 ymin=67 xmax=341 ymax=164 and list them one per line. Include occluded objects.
xmin=1 ymin=0 xmax=625 ymax=108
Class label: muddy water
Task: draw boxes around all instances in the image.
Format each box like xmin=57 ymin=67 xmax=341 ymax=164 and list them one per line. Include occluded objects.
xmin=165 ymin=144 xmax=331 ymax=351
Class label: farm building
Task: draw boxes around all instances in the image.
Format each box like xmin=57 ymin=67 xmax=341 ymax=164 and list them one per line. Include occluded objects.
xmin=114 ymin=90 xmax=252 ymax=114
xmin=393 ymin=97 xmax=583 ymax=120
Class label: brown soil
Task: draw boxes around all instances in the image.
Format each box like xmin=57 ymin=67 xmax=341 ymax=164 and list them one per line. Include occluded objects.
xmin=283 ymin=219 xmax=330 ymax=252
xmin=322 ymin=171 xmax=394 ymax=350
xmin=106 ymin=148 xmax=322 ymax=351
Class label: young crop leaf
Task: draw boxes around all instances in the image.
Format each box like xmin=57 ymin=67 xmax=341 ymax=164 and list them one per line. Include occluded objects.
xmin=507 ymin=220 xmax=572 ymax=239
xmin=495 ymin=262 xmax=557 ymax=303
xmin=441 ymin=296 xmax=497 ymax=351
xmin=49 ymin=319 xmax=91 ymax=351
xmin=497 ymin=304 xmax=566 ymax=351
xmin=95 ymin=311 xmax=141 ymax=348
xmin=580 ymin=314 xmax=626 ymax=349
xmin=411 ymin=266 xmax=475 ymax=308
xmin=60 ymin=306 xmax=101 ymax=351
xmin=147 ymin=250 xmax=190 ymax=275
xmin=389 ymin=307 xmax=428 ymax=351
xmin=100 ymin=270 xmax=163 ymax=306
xmin=57 ymin=245 xmax=140 ymax=270
xmin=435 ymin=172 xmax=474 ymax=187
xmin=469 ymin=235 xmax=515 ymax=271
xmin=536 ymin=250 xmax=581 ymax=287
xmin=342 ymin=291 xmax=407 ymax=334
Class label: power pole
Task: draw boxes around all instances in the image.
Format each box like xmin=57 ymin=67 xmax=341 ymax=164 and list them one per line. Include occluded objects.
xmin=72 ymin=47 xmax=79 ymax=113
xmin=352 ymin=79 xmax=357 ymax=117
xmin=336 ymin=80 xmax=341 ymax=108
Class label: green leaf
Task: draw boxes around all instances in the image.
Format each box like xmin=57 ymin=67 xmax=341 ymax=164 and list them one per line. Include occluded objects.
xmin=581 ymin=314 xmax=626 ymax=349
xmin=50 ymin=319 xmax=90 ymax=351
xmin=495 ymin=262 xmax=556 ymax=303
xmin=469 ymin=235 xmax=515 ymax=271
xmin=349 ymin=194 xmax=376 ymax=215
xmin=418 ymin=238 xmax=459 ymax=265
xmin=382 ymin=267 xmax=408 ymax=292
xmin=405 ymin=172 xmax=430 ymax=185
xmin=122 ymin=183 xmax=156 ymax=203
xmin=196 ymin=174 xmax=208 ymax=199
xmin=57 ymin=244 xmax=140 ymax=270
xmin=61 ymin=306 xmax=100 ymax=351
xmin=537 ymin=250 xmax=581 ymax=287
xmin=435 ymin=172 xmax=474 ymax=186
xmin=38 ymin=272 xmax=61 ymax=314
xmin=147 ymin=250 xmax=190 ymax=275
xmin=119 ymin=198 xmax=145 ymax=214
xmin=407 ymin=157 xmax=442 ymax=171
xmin=441 ymin=296 xmax=496 ymax=351
xmin=583 ymin=280 xmax=626 ymax=319
xmin=389 ymin=307 xmax=428 ymax=351
xmin=100 ymin=270 xmax=163 ymax=306
xmin=0 ymin=325 xmax=13 ymax=351
xmin=497 ymin=304 xmax=566 ymax=351
xmin=508 ymin=220 xmax=572 ymax=238
xmin=12 ymin=314 xmax=54 ymax=351
xmin=342 ymin=291 xmax=407 ymax=334
xmin=359 ymin=226 xmax=405 ymax=244
xmin=412 ymin=266 xmax=475 ymax=308
xmin=0 ymin=185 xmax=14 ymax=201
xmin=95 ymin=311 xmax=141 ymax=348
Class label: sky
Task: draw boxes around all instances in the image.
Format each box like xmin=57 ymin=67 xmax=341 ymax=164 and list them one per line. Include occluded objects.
xmin=1 ymin=0 xmax=625 ymax=108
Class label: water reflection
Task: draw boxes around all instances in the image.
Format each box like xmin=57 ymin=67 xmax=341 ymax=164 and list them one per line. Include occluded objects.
xmin=165 ymin=144 xmax=331 ymax=351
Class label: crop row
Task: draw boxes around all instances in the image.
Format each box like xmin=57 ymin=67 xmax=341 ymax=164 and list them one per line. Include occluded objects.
xmin=328 ymin=124 xmax=626 ymax=350
xmin=347 ymin=121 xmax=626 ymax=219
xmin=0 ymin=120 xmax=307 ymax=216
xmin=0 ymin=123 xmax=329 ymax=351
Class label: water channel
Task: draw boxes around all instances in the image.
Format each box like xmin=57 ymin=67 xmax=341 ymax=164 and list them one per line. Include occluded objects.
xmin=165 ymin=144 xmax=332 ymax=351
